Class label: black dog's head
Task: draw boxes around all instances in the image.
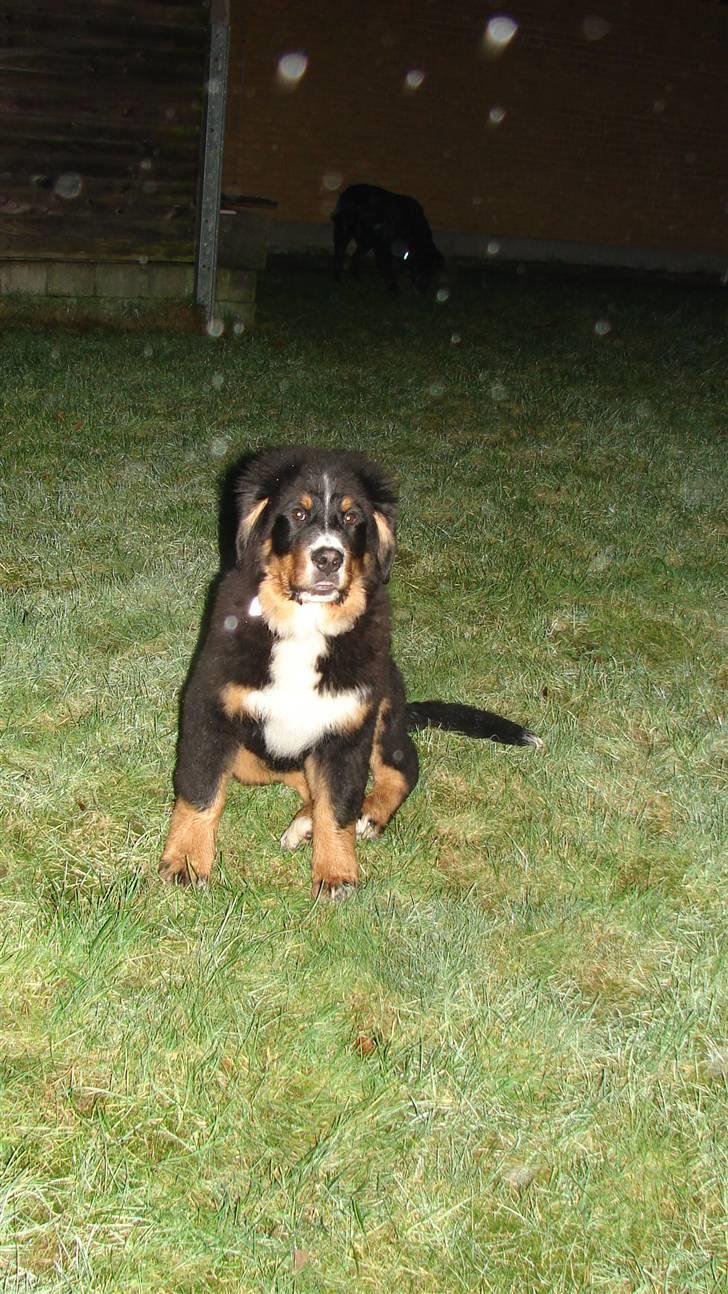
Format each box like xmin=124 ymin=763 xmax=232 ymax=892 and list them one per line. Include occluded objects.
xmin=234 ymin=447 xmax=397 ymax=632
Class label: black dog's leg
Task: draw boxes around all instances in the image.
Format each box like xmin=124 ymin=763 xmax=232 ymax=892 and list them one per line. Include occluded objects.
xmin=305 ymin=725 xmax=373 ymax=900
xmin=372 ymin=237 xmax=398 ymax=292
xmin=358 ymin=686 xmax=419 ymax=837
xmin=160 ymin=685 xmax=240 ymax=886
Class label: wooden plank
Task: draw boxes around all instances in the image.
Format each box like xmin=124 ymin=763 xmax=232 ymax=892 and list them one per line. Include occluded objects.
xmin=1 ymin=216 xmax=197 ymax=261
xmin=0 ymin=0 xmax=206 ymax=261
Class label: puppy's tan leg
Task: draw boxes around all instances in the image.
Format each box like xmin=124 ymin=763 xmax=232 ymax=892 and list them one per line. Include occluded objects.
xmin=357 ymin=699 xmax=419 ymax=839
xmin=159 ymin=779 xmax=228 ymax=887
xmin=305 ymin=758 xmax=360 ymax=901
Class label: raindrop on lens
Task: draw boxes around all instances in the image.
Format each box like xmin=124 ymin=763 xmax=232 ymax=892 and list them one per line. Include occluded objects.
xmin=487 ymin=240 xmax=501 ymax=256
xmin=206 ymin=316 xmax=224 ymax=338
xmin=278 ymin=52 xmax=308 ymax=83
xmin=436 ymin=286 xmax=450 ymax=303
xmin=484 ymin=16 xmax=518 ymax=52
xmin=582 ymin=16 xmax=611 ymax=41
xmin=212 ymin=372 xmax=224 ymax=389
xmin=223 ymin=615 xmax=238 ymax=632
xmin=405 ymin=69 xmax=425 ymax=90
xmin=594 ymin=319 xmax=611 ymax=335
xmin=53 ymin=172 xmax=83 ymax=200
xmin=210 ymin=436 xmax=229 ymax=458
xmin=489 ymin=105 xmax=506 ymax=125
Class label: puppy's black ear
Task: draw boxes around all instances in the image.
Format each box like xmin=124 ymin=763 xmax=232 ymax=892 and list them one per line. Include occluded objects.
xmin=373 ymin=505 xmax=397 ymax=581
xmin=357 ymin=459 xmax=398 ymax=582
xmin=235 ymin=495 xmax=268 ymax=565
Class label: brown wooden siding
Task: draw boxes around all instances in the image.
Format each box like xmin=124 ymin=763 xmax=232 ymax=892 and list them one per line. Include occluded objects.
xmin=0 ymin=0 xmax=208 ymax=261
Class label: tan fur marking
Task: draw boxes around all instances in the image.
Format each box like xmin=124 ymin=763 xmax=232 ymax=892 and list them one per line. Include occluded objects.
xmin=239 ymin=497 xmax=268 ymax=541
xmin=220 ymin=682 xmax=254 ymax=722
xmin=305 ymin=758 xmax=359 ymax=896
xmin=300 ymin=492 xmax=313 ymax=510
xmin=160 ymin=785 xmax=228 ymax=885
xmin=318 ymin=570 xmax=367 ymax=635
xmin=360 ymin=699 xmax=408 ymax=829
xmin=232 ymin=747 xmax=309 ymax=799
xmin=373 ymin=509 xmax=395 ymax=564
xmin=340 ymin=496 xmax=353 ymax=513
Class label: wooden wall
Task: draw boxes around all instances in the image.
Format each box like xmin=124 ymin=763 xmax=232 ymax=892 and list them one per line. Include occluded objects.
xmin=0 ymin=0 xmax=208 ymax=262
xmin=223 ymin=0 xmax=728 ymax=258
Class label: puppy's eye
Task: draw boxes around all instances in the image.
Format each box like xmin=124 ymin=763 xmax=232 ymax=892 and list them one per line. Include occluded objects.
xmin=343 ymin=510 xmax=359 ymax=527
xmin=291 ymin=506 xmax=307 ymax=523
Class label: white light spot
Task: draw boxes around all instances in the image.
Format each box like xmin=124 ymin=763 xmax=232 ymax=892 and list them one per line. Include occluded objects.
xmin=143 ymin=344 xmax=153 ymax=358
xmin=484 ymin=16 xmax=518 ymax=53
xmin=428 ymin=382 xmax=445 ymax=398
xmin=589 ymin=545 xmax=616 ymax=572
xmin=206 ymin=316 xmax=225 ymax=338
xmin=277 ymin=51 xmax=308 ymax=84
xmin=223 ymin=615 xmax=238 ymax=632
xmin=582 ymin=16 xmax=611 ymax=41
xmin=404 ymin=69 xmax=425 ymax=90
xmin=594 ymin=318 xmax=612 ymax=336
xmin=322 ymin=171 xmax=343 ymax=191
xmin=490 ymin=382 xmax=507 ymax=401
xmin=211 ymin=372 xmax=224 ymax=390
xmin=450 ymin=332 xmax=462 ymax=346
xmin=53 ymin=172 xmax=82 ymax=200
xmin=140 ymin=158 xmax=153 ymax=172
xmin=233 ymin=321 xmax=246 ymax=335
xmin=206 ymin=77 xmax=221 ymax=96
xmin=488 ymin=105 xmax=506 ymax=125
xmin=487 ymin=240 xmax=501 ymax=256
xmin=138 ymin=255 xmax=148 ymax=266
xmin=435 ymin=286 xmax=450 ymax=303
xmin=209 ymin=436 xmax=229 ymax=458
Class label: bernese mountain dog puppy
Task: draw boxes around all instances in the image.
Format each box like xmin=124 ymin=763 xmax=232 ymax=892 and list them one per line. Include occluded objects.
xmin=160 ymin=447 xmax=539 ymax=899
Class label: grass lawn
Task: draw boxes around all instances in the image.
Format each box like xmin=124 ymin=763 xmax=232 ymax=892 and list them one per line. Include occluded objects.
xmin=0 ymin=261 xmax=726 ymax=1292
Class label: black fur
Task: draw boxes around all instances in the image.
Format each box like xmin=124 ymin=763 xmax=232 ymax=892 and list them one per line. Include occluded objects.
xmin=160 ymin=447 xmax=538 ymax=896
xmin=332 ymin=183 xmax=444 ymax=292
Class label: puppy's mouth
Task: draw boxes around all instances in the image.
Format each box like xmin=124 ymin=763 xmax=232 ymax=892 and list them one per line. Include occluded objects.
xmin=294 ymin=581 xmax=341 ymax=605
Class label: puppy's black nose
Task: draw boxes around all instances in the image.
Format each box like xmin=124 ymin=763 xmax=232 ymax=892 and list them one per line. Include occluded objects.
xmin=312 ymin=547 xmax=343 ymax=574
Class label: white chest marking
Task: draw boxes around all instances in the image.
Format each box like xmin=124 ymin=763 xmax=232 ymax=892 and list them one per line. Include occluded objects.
xmin=249 ymin=610 xmax=365 ymax=758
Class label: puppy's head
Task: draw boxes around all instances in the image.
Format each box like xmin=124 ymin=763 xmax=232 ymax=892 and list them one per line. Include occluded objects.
xmin=235 ymin=447 xmax=397 ymax=628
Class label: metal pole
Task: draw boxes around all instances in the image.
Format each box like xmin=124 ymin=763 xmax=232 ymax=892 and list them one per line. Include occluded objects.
xmin=195 ymin=0 xmax=230 ymax=325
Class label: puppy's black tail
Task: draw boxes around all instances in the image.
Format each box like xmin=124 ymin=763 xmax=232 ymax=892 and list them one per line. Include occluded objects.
xmin=406 ymin=701 xmax=541 ymax=748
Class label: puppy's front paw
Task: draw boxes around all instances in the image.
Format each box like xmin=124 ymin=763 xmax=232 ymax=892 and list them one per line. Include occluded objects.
xmin=158 ymin=853 xmax=210 ymax=887
xmin=280 ymin=812 xmax=313 ymax=851
xmin=312 ymin=878 xmax=358 ymax=903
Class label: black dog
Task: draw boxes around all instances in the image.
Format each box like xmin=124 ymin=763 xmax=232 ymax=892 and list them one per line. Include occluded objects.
xmin=332 ymin=184 xmax=444 ymax=292
xmin=160 ymin=447 xmax=539 ymax=899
